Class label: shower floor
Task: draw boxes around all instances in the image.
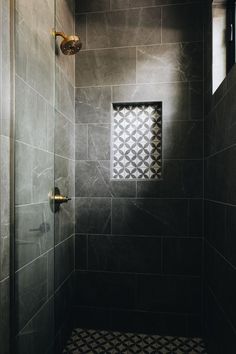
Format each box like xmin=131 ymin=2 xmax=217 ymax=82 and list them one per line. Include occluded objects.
xmin=63 ymin=328 xmax=207 ymax=354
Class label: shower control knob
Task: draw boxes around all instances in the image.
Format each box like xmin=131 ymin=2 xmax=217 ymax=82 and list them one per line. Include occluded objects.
xmin=49 ymin=187 xmax=71 ymax=213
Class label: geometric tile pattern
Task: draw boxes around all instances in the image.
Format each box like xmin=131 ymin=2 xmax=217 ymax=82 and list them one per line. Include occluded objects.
xmin=111 ymin=102 xmax=162 ymax=180
xmin=63 ymin=328 xmax=207 ymax=354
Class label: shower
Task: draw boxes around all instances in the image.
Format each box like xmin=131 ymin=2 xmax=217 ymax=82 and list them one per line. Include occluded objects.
xmin=53 ymin=31 xmax=82 ymax=55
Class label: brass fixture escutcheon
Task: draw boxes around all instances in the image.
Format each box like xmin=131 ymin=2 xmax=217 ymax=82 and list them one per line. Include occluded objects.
xmin=49 ymin=187 xmax=71 ymax=213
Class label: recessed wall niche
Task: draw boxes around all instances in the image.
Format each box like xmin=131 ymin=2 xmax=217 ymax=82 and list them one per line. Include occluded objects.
xmin=111 ymin=102 xmax=162 ymax=180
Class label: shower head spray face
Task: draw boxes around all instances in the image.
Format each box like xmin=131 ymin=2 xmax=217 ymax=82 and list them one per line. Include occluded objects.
xmin=60 ymin=35 xmax=82 ymax=55
xmin=53 ymin=31 xmax=82 ymax=55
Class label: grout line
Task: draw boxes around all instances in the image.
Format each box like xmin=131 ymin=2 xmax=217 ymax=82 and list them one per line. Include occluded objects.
xmin=74 ymin=233 xmax=203 ymax=239
xmin=74 ymin=268 xmax=201 ymax=278
xmin=75 ymin=1 xmax=203 ymax=15
xmin=78 ymin=40 xmax=203 ymax=52
xmin=75 ymin=80 xmax=203 ymax=89
xmin=205 ymin=198 xmax=236 ymax=208
xmin=205 ymin=238 xmax=236 ymax=272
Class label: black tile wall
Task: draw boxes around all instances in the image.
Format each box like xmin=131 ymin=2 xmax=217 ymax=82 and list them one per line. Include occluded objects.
xmin=204 ymin=1 xmax=236 ymax=352
xmin=74 ymin=0 xmax=204 ymax=337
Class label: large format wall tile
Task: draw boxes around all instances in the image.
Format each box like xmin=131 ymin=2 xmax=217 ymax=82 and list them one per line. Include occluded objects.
xmin=75 ymin=198 xmax=111 ymax=234
xmin=137 ymin=43 xmax=203 ymax=83
xmin=75 ymin=0 xmax=110 ymax=13
xmin=88 ymin=235 xmax=162 ymax=273
xmin=15 ymin=253 xmax=52 ymax=332
xmin=75 ymin=87 xmax=111 ymax=124
xmin=163 ymin=238 xmax=202 ymax=275
xmin=137 ymin=160 xmax=203 ymax=198
xmin=16 ymin=299 xmax=54 ymax=354
xmin=110 ymin=0 xmax=203 ymax=10
xmin=15 ymin=76 xmax=54 ymax=152
xmin=55 ymin=236 xmax=74 ymax=289
xmin=56 ymin=65 xmax=75 ymax=122
xmin=75 ymin=161 xmax=136 ymax=198
xmin=136 ymin=274 xmax=201 ymax=313
xmin=0 ymin=136 xmax=10 ymax=281
xmin=86 ymin=7 xmax=161 ymax=49
xmin=15 ymin=142 xmax=54 ymax=205
xmin=15 ymin=203 xmax=54 ymax=270
xmin=112 ymin=199 xmax=188 ymax=236
xmin=75 ymin=47 xmax=136 ymax=86
xmin=162 ymin=3 xmax=203 ymax=43
xmin=15 ymin=0 xmax=54 ymax=104
xmin=163 ymin=121 xmax=203 ymax=159
xmin=74 ymin=271 xmax=136 ymax=309
xmin=0 ymin=278 xmax=9 ymax=354
xmin=55 ymin=111 xmax=75 ymax=160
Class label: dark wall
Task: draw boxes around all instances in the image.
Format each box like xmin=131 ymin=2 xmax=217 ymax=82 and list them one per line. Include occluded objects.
xmin=204 ymin=2 xmax=236 ymax=353
xmin=74 ymin=0 xmax=204 ymax=336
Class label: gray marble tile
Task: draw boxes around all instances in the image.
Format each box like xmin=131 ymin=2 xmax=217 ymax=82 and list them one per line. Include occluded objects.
xmin=15 ymin=0 xmax=54 ymax=104
xmin=75 ymin=86 xmax=111 ymax=124
xmin=55 ymin=198 xmax=75 ymax=245
xmin=189 ymin=81 xmax=204 ymax=120
xmin=56 ymin=64 xmax=75 ymax=123
xmin=112 ymin=83 xmax=190 ymax=121
xmin=15 ymin=253 xmax=52 ymax=332
xmin=86 ymin=7 xmax=161 ymax=49
xmin=55 ymin=111 xmax=75 ymax=160
xmin=15 ymin=76 xmax=54 ymax=152
xmin=55 ymin=236 xmax=74 ymax=289
xmin=75 ymin=0 xmax=110 ymax=13
xmin=163 ymin=121 xmax=203 ymax=159
xmin=75 ymin=160 xmax=136 ymax=197
xmin=75 ymin=198 xmax=111 ymax=234
xmin=88 ymin=124 xmax=110 ymax=160
xmin=75 ymin=235 xmax=87 ymax=270
xmin=55 ymin=155 xmax=75 ymax=198
xmin=0 ymin=278 xmax=9 ymax=354
xmin=112 ymin=198 xmax=189 ymax=236
xmin=162 ymin=3 xmax=203 ymax=43
xmin=137 ymin=43 xmax=203 ymax=84
xmin=15 ymin=203 xmax=54 ymax=270
xmin=75 ymin=124 xmax=88 ymax=160
xmin=88 ymin=235 xmax=162 ymax=273
xmin=137 ymin=159 xmax=203 ymax=198
xmin=16 ymin=298 xmax=54 ymax=354
xmin=75 ymin=14 xmax=87 ymax=50
xmin=0 ymin=136 xmax=10 ymax=281
xmin=75 ymin=47 xmax=136 ymax=86
xmin=0 ymin=0 xmax=11 ymax=138
xmin=15 ymin=142 xmax=54 ymax=205
xmin=111 ymin=0 xmax=202 ymax=10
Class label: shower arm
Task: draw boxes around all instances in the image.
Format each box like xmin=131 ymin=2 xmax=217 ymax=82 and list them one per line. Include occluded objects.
xmin=52 ymin=31 xmax=67 ymax=40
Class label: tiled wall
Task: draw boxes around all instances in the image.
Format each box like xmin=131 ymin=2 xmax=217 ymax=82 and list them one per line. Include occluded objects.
xmin=204 ymin=2 xmax=236 ymax=353
xmin=0 ymin=1 xmax=11 ymax=353
xmin=54 ymin=1 xmax=75 ymax=352
xmin=74 ymin=0 xmax=204 ymax=336
xmin=14 ymin=0 xmax=75 ymax=353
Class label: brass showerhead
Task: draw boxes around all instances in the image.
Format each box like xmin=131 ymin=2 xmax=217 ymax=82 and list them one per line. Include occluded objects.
xmin=53 ymin=31 xmax=82 ymax=55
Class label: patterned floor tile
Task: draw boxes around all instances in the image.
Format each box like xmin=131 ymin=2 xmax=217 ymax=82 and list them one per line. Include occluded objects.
xmin=63 ymin=328 xmax=207 ymax=354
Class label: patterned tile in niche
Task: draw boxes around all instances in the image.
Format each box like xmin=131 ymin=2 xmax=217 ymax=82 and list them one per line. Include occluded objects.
xmin=63 ymin=328 xmax=207 ymax=354
xmin=111 ymin=102 xmax=162 ymax=180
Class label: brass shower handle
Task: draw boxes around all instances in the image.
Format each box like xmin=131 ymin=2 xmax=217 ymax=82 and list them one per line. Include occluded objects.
xmin=49 ymin=187 xmax=71 ymax=213
xmin=53 ymin=194 xmax=71 ymax=204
